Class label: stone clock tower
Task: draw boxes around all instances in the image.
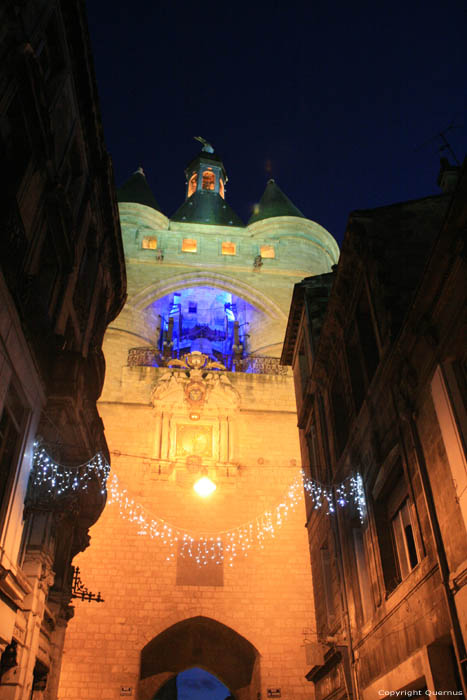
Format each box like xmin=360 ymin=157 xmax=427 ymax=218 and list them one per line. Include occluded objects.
xmin=58 ymin=143 xmax=339 ymax=700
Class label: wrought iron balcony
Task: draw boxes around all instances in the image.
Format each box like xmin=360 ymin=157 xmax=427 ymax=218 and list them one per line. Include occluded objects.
xmin=127 ymin=347 xmax=288 ymax=375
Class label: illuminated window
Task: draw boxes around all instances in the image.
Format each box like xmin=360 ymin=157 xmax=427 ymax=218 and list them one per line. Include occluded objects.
xmin=142 ymin=237 xmax=157 ymax=250
xmin=221 ymin=241 xmax=236 ymax=256
xmin=202 ymin=169 xmax=215 ymax=191
xmin=187 ymin=172 xmax=198 ymax=197
xmin=260 ymin=245 xmax=275 ymax=258
xmin=182 ymin=239 xmax=197 ymax=253
xmin=219 ymin=178 xmax=225 ymax=199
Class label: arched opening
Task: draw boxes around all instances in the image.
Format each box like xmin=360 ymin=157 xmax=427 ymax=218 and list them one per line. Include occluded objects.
xmin=201 ymin=169 xmax=215 ymax=191
xmin=187 ymin=173 xmax=198 ymax=197
xmin=139 ymin=616 xmax=260 ymax=700
xmin=148 ymin=285 xmax=261 ymax=365
xmin=219 ymin=177 xmax=225 ymax=198
xmin=152 ymin=668 xmax=232 ymax=700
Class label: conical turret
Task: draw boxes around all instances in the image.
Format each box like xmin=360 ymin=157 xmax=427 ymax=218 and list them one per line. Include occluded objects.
xmin=248 ymin=179 xmax=305 ymax=225
xmin=117 ymin=167 xmax=162 ymax=213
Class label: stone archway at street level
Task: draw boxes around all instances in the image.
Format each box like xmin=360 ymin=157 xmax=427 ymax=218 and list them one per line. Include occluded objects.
xmin=138 ymin=616 xmax=261 ymax=700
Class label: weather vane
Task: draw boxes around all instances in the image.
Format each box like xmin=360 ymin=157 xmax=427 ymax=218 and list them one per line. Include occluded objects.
xmin=194 ymin=136 xmax=214 ymax=153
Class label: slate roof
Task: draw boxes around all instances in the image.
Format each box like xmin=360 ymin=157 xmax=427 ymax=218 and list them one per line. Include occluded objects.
xmin=171 ymin=190 xmax=244 ymax=227
xmin=117 ymin=168 xmax=162 ymax=212
xmin=248 ymin=179 xmax=305 ymax=225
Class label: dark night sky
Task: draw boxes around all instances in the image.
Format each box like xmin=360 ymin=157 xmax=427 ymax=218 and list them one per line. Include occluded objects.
xmin=85 ymin=0 xmax=466 ymax=245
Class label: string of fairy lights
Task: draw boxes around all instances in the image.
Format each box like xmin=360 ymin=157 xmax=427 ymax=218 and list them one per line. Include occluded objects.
xmin=31 ymin=442 xmax=110 ymax=496
xmin=30 ymin=443 xmax=366 ymax=566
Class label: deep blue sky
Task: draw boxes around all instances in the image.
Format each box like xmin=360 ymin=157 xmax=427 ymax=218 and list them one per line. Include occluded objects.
xmin=85 ymin=0 xmax=466 ymax=245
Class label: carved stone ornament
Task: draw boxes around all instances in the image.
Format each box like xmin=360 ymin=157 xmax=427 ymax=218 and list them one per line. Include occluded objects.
xmin=166 ymin=351 xmax=226 ymax=371
xmin=151 ymin=352 xmax=240 ymax=414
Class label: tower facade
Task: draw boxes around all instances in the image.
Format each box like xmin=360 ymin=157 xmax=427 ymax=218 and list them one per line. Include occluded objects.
xmin=59 ymin=143 xmax=339 ymax=699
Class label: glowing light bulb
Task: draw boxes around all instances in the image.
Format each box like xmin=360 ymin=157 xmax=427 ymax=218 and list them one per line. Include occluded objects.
xmin=193 ymin=476 xmax=216 ymax=497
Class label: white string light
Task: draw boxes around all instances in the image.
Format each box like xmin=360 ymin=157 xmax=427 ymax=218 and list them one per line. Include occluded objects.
xmin=107 ymin=473 xmax=304 ymax=566
xmin=31 ymin=442 xmax=110 ymax=497
xmin=303 ymin=471 xmax=367 ymax=523
xmin=30 ymin=444 xmax=366 ymax=566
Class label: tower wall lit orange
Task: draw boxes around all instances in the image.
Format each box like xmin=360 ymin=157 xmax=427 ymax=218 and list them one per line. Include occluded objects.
xmin=58 ymin=154 xmax=339 ymax=699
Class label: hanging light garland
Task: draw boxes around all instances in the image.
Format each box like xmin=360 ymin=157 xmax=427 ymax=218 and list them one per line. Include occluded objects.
xmin=303 ymin=472 xmax=367 ymax=523
xmin=106 ymin=472 xmax=304 ymax=566
xmin=29 ymin=444 xmax=366 ymax=566
xmin=30 ymin=442 xmax=110 ymax=497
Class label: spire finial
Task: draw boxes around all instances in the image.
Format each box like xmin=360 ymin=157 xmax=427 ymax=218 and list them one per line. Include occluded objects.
xmin=194 ymin=136 xmax=214 ymax=154
xmin=135 ymin=166 xmax=145 ymax=176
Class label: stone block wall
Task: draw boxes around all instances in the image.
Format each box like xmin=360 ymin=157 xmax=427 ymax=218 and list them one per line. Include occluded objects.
xmin=58 ymin=372 xmax=316 ymax=699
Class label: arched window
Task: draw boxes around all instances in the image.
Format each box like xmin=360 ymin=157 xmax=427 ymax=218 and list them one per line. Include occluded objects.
xmin=219 ymin=177 xmax=225 ymax=199
xmin=201 ymin=169 xmax=215 ymax=191
xmin=187 ymin=172 xmax=198 ymax=197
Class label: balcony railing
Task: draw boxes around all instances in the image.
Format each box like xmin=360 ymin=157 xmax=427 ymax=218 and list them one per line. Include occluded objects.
xmin=127 ymin=347 xmax=288 ymax=375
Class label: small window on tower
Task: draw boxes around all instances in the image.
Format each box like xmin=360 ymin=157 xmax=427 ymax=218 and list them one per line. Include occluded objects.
xmin=202 ymin=169 xmax=215 ymax=191
xmin=142 ymin=237 xmax=157 ymax=250
xmin=221 ymin=242 xmax=236 ymax=256
xmin=260 ymin=245 xmax=275 ymax=259
xmin=182 ymin=239 xmax=197 ymax=253
xmin=219 ymin=178 xmax=225 ymax=199
xmin=188 ymin=302 xmax=197 ymax=314
xmin=188 ymin=172 xmax=198 ymax=197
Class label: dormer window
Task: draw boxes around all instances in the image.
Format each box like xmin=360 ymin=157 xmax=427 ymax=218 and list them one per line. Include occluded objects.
xmin=188 ymin=173 xmax=198 ymax=197
xmin=219 ymin=178 xmax=225 ymax=199
xmin=202 ymin=169 xmax=215 ymax=191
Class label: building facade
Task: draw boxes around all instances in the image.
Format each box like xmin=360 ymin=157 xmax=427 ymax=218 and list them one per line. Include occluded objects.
xmin=0 ymin=2 xmax=126 ymax=698
xmin=58 ymin=143 xmax=339 ymax=699
xmin=282 ymin=161 xmax=467 ymax=698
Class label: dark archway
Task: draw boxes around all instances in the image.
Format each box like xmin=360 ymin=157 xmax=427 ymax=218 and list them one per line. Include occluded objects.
xmin=140 ymin=617 xmax=259 ymax=697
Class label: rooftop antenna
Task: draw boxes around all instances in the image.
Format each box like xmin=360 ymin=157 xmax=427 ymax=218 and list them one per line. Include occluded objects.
xmin=416 ymin=123 xmax=462 ymax=165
